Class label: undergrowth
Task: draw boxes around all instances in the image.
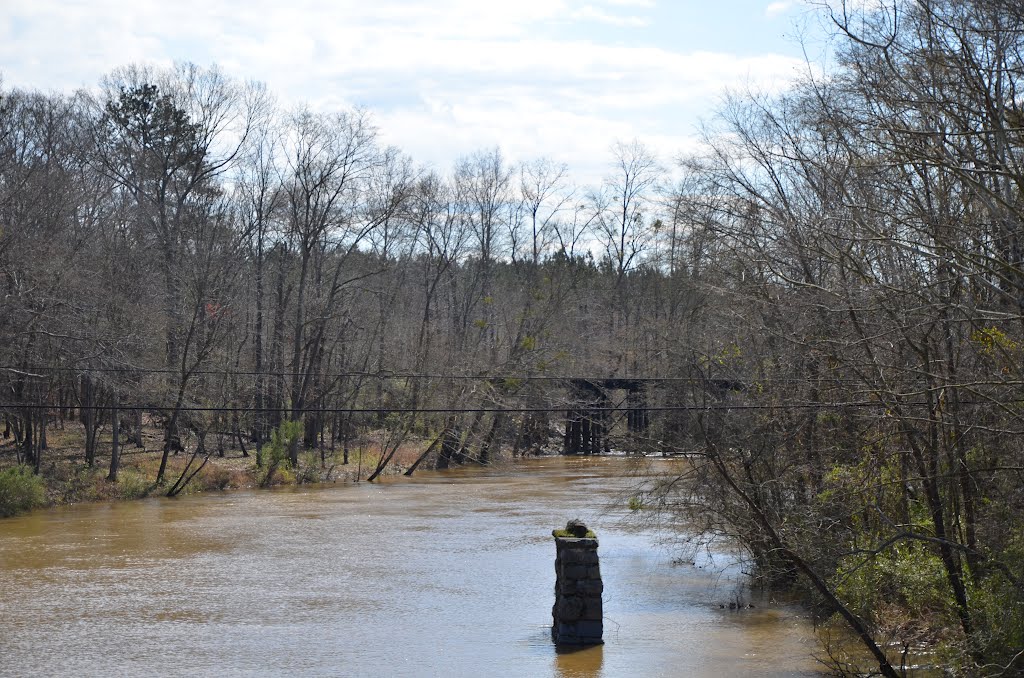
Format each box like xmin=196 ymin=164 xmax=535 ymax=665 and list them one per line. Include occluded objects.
xmin=0 ymin=465 xmax=47 ymax=517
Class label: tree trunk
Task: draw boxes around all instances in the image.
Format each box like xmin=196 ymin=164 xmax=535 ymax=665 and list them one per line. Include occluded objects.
xmin=130 ymin=410 xmax=143 ymax=448
xmin=477 ymin=413 xmax=503 ymax=464
xmin=107 ymin=397 xmax=120 ymax=482
xmin=405 ymin=425 xmax=447 ymax=476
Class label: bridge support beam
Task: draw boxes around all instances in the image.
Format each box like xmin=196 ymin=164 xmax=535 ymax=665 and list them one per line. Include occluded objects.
xmin=626 ymin=387 xmax=649 ymax=433
xmin=563 ymin=409 xmax=607 ymax=454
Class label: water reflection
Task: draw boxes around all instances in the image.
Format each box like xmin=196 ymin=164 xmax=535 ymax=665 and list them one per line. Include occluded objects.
xmin=554 ymin=644 xmax=604 ymax=678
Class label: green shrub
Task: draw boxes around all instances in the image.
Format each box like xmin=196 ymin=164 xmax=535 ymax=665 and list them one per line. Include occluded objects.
xmin=296 ymin=451 xmax=325 ymax=484
xmin=965 ymin=529 xmax=1024 ymax=670
xmin=0 ymin=465 xmax=47 ymax=518
xmin=259 ymin=420 xmax=301 ymax=487
xmin=835 ymin=540 xmax=953 ymax=622
xmin=115 ymin=470 xmax=153 ymax=500
xmin=58 ymin=465 xmax=103 ymax=504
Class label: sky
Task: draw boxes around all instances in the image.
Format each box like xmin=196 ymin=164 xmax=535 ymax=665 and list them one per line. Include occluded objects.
xmin=0 ymin=0 xmax=826 ymax=185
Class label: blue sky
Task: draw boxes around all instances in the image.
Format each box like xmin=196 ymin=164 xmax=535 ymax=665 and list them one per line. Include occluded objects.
xmin=0 ymin=0 xmax=825 ymax=184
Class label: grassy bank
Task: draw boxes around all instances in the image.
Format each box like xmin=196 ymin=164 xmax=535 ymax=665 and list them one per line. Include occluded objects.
xmin=0 ymin=422 xmax=431 ymax=518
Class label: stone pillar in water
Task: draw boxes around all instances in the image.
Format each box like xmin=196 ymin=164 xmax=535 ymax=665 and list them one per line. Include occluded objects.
xmin=551 ymin=520 xmax=603 ymax=646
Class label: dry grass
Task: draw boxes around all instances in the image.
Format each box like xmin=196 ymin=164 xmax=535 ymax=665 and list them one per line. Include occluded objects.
xmin=0 ymin=420 xmax=434 ymax=510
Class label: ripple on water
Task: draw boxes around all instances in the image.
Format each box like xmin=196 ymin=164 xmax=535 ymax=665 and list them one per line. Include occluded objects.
xmin=0 ymin=457 xmax=827 ymax=677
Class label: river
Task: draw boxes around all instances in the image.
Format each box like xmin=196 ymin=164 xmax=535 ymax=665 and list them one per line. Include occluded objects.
xmin=0 ymin=456 xmax=824 ymax=677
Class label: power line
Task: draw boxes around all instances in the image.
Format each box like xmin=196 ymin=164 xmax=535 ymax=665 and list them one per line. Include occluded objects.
xmin=0 ymin=400 xmax=1003 ymax=414
xmin=0 ymin=365 xmax=872 ymax=384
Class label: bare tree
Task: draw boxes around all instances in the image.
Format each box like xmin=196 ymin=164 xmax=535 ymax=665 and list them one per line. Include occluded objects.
xmin=593 ymin=139 xmax=661 ymax=284
xmin=517 ymin=157 xmax=572 ymax=265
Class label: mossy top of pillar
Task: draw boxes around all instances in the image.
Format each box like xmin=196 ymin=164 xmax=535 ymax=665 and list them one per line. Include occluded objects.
xmin=552 ymin=519 xmax=597 ymax=540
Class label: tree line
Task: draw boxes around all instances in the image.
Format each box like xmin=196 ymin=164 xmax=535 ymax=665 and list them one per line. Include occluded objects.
xmin=0 ymin=61 xmax=685 ymax=485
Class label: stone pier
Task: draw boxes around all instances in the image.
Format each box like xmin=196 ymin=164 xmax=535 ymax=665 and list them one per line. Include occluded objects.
xmin=551 ymin=520 xmax=603 ymax=646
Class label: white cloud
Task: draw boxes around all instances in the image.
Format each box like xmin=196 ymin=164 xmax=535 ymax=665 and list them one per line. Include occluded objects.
xmin=0 ymin=0 xmax=807 ymax=186
xmin=572 ymin=5 xmax=650 ymax=27
xmin=603 ymin=0 xmax=656 ymax=7
xmin=765 ymin=1 xmax=794 ymax=17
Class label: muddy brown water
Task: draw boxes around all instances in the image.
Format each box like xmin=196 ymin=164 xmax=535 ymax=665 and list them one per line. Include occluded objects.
xmin=0 ymin=457 xmax=825 ymax=677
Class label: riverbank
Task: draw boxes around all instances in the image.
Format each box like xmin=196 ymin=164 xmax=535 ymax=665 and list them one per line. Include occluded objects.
xmin=0 ymin=421 xmax=436 ymax=517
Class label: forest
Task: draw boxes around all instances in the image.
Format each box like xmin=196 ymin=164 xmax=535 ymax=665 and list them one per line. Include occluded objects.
xmin=2 ymin=0 xmax=1024 ymax=674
